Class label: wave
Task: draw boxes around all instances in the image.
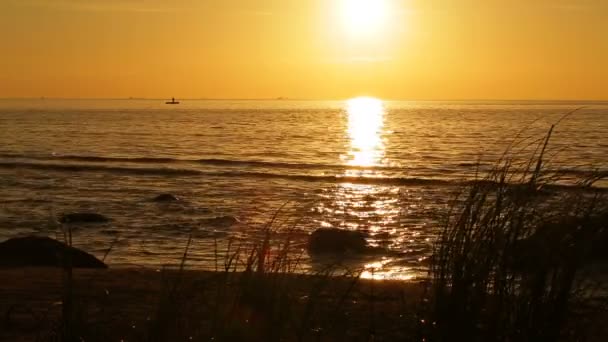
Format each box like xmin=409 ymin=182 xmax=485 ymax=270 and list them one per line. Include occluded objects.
xmin=0 ymin=153 xmax=178 ymax=164
xmin=0 ymin=161 xmax=450 ymax=185
xmin=0 ymin=161 xmax=605 ymax=190
xmin=0 ymin=153 xmax=399 ymax=171
xmin=1 ymin=153 xmax=603 ymax=178
xmin=0 ymin=161 xmax=200 ymax=176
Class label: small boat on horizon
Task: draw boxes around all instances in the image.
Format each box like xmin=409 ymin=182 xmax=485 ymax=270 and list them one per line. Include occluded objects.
xmin=165 ymin=97 xmax=180 ymax=105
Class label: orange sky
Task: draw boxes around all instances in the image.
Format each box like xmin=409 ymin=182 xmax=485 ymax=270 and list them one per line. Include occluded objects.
xmin=1 ymin=0 xmax=607 ymax=100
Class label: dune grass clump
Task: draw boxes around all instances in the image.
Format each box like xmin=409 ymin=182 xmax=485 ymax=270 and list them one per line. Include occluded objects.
xmin=421 ymin=124 xmax=608 ymax=342
xmin=142 ymin=209 xmax=386 ymax=342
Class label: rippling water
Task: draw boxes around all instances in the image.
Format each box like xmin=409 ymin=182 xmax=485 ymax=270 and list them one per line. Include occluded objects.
xmin=0 ymin=99 xmax=606 ymax=279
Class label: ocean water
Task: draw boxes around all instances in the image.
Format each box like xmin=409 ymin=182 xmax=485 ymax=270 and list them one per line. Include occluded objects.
xmin=1 ymin=99 xmax=607 ymax=279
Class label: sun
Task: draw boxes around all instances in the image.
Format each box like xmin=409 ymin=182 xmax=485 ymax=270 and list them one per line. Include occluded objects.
xmin=340 ymin=0 xmax=390 ymax=37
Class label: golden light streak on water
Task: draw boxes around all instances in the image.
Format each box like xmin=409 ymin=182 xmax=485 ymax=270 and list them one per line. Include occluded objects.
xmin=344 ymin=97 xmax=385 ymax=167
xmin=360 ymin=259 xmax=415 ymax=280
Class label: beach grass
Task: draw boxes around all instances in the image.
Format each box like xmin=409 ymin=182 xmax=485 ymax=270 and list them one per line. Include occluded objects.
xmin=419 ymin=124 xmax=608 ymax=342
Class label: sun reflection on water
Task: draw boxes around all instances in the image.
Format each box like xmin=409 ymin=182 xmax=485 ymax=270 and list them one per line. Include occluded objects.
xmin=343 ymin=97 xmax=385 ymax=167
xmin=360 ymin=259 xmax=415 ymax=281
xmin=311 ymin=97 xmax=420 ymax=281
xmin=343 ymin=98 xmax=413 ymax=280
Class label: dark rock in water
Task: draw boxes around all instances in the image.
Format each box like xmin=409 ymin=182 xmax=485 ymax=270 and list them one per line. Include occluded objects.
xmin=60 ymin=212 xmax=109 ymax=224
xmin=153 ymin=193 xmax=180 ymax=202
xmin=510 ymin=213 xmax=608 ymax=271
xmin=308 ymin=228 xmax=367 ymax=254
xmin=0 ymin=236 xmax=107 ymax=268
xmin=202 ymin=215 xmax=240 ymax=227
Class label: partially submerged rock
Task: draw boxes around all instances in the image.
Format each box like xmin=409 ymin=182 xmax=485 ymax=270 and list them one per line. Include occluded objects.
xmin=60 ymin=212 xmax=109 ymax=224
xmin=0 ymin=236 xmax=107 ymax=268
xmin=153 ymin=193 xmax=180 ymax=202
xmin=308 ymin=228 xmax=367 ymax=254
xmin=510 ymin=213 xmax=608 ymax=271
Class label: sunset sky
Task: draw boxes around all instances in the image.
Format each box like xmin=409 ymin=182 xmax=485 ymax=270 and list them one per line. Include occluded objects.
xmin=1 ymin=0 xmax=606 ymax=100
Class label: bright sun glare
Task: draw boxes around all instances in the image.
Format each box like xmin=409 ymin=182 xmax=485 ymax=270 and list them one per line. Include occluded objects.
xmin=341 ymin=0 xmax=390 ymax=37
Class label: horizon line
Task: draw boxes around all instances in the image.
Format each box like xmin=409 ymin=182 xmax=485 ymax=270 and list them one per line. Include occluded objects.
xmin=1 ymin=97 xmax=608 ymax=103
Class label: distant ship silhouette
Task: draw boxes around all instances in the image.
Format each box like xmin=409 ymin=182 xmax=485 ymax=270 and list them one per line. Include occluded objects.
xmin=165 ymin=97 xmax=180 ymax=104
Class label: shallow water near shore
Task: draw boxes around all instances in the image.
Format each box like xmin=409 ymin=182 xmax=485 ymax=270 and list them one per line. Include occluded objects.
xmin=1 ymin=99 xmax=607 ymax=279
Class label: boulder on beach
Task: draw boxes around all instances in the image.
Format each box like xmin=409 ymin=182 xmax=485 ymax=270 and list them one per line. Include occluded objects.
xmin=60 ymin=212 xmax=109 ymax=224
xmin=153 ymin=193 xmax=180 ymax=202
xmin=0 ymin=236 xmax=107 ymax=268
xmin=308 ymin=228 xmax=367 ymax=254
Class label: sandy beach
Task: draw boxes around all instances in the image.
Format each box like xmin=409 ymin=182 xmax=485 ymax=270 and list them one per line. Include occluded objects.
xmin=1 ymin=267 xmax=423 ymax=341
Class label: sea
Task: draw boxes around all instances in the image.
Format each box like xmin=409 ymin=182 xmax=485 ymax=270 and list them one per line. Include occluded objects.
xmin=1 ymin=98 xmax=606 ymax=279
